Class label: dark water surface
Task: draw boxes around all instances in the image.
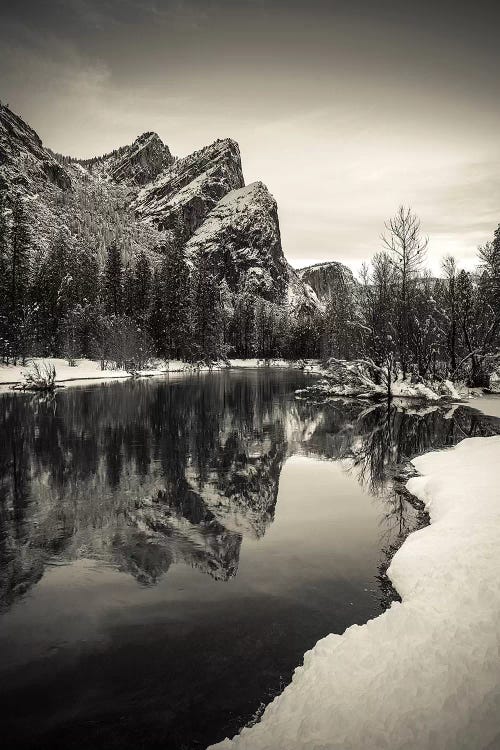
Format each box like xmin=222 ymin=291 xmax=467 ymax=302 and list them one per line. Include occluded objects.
xmin=1 ymin=370 xmax=499 ymax=750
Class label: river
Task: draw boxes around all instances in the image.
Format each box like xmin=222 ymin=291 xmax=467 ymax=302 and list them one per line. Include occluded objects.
xmin=1 ymin=370 xmax=499 ymax=749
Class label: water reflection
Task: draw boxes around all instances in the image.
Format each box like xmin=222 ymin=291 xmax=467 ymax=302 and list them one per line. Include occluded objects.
xmin=1 ymin=374 xmax=499 ymax=612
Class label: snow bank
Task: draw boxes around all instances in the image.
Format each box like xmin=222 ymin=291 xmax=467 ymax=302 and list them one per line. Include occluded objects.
xmin=229 ymin=358 xmax=297 ymax=369
xmin=228 ymin=359 xmax=324 ymax=372
xmin=0 ymin=358 xmax=132 ymax=387
xmin=0 ymin=358 xmax=226 ymax=390
xmin=210 ymin=436 xmax=500 ymax=750
xmin=468 ymin=395 xmax=500 ymax=419
xmin=297 ymin=370 xmax=463 ymax=403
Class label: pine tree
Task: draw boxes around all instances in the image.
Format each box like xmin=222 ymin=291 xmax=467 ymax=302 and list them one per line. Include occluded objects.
xmin=7 ymin=191 xmax=31 ymax=363
xmin=74 ymin=241 xmax=100 ymax=307
xmin=148 ymin=267 xmax=166 ymax=355
xmin=254 ymin=300 xmax=288 ymax=359
xmin=441 ymin=255 xmax=458 ymax=373
xmin=9 ymin=192 xmax=30 ymax=312
xmin=230 ymin=292 xmax=256 ymax=357
xmin=162 ymin=237 xmax=191 ymax=360
xmin=0 ymin=188 xmax=9 ymax=361
xmin=192 ymin=252 xmax=223 ymax=362
xmin=479 ymin=225 xmax=500 ymax=315
xmin=103 ymin=243 xmax=123 ymax=316
xmin=35 ymin=228 xmax=74 ymax=353
xmin=126 ymin=250 xmax=152 ymax=324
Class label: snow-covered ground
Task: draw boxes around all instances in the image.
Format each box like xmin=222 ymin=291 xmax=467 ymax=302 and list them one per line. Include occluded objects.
xmin=210 ymin=435 xmax=500 ymax=750
xmin=228 ymin=358 xmax=304 ymax=369
xmin=0 ymin=357 xmax=315 ymax=391
xmin=0 ymin=358 xmax=131 ymax=387
xmin=0 ymin=358 xmax=214 ymax=390
xmin=296 ymin=362 xmax=463 ymax=402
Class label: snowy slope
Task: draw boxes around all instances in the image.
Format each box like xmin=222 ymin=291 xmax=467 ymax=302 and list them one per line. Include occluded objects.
xmin=210 ymin=435 xmax=500 ymax=750
xmin=0 ymin=103 xmax=167 ymax=261
xmin=186 ymin=182 xmax=319 ymax=309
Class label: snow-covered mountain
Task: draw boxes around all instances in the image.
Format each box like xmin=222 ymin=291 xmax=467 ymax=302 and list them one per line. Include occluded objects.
xmin=0 ymin=103 xmax=166 ymax=261
xmin=297 ymin=261 xmax=356 ymax=305
xmin=185 ymin=182 xmax=288 ymax=302
xmin=0 ymin=102 xmax=319 ymax=311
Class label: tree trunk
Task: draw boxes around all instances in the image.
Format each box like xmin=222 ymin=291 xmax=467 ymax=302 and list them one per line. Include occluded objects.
xmin=469 ymin=358 xmax=490 ymax=388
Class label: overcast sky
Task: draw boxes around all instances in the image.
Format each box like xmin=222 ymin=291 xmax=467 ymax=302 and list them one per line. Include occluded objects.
xmin=1 ymin=0 xmax=499 ymax=272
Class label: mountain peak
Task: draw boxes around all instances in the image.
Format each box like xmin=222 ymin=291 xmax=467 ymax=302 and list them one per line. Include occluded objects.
xmin=108 ymin=131 xmax=173 ymax=186
xmin=133 ymin=135 xmax=245 ymax=236
xmin=134 ymin=130 xmax=161 ymax=143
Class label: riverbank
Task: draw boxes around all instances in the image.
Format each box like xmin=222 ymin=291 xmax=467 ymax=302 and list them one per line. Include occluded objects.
xmin=0 ymin=358 xmax=171 ymax=388
xmin=0 ymin=357 xmax=319 ymax=392
xmin=210 ymin=434 xmax=500 ymax=750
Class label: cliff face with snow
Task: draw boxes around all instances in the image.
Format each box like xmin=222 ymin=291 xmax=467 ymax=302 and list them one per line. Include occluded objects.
xmin=185 ymin=182 xmax=287 ymax=301
xmin=133 ymin=138 xmax=244 ymax=235
xmin=297 ymin=261 xmax=356 ymax=305
xmin=79 ymin=131 xmax=174 ymax=186
xmin=0 ymin=102 xmax=318 ymax=311
xmin=0 ymin=104 xmax=72 ymax=190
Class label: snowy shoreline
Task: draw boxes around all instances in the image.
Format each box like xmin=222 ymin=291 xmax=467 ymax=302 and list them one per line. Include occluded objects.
xmin=209 ymin=435 xmax=500 ymax=750
xmin=0 ymin=357 xmax=314 ymax=393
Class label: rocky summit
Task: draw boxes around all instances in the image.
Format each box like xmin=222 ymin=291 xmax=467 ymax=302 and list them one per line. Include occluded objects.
xmin=77 ymin=131 xmax=174 ymax=186
xmin=133 ymin=137 xmax=244 ymax=236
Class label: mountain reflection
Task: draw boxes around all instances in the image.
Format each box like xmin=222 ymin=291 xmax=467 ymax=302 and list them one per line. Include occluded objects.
xmin=1 ymin=372 xmax=499 ymax=609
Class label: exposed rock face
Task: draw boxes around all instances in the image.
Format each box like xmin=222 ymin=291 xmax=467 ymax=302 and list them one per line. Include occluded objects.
xmin=80 ymin=131 xmax=174 ymax=186
xmin=111 ymin=132 xmax=173 ymax=185
xmin=0 ymin=103 xmax=72 ymax=189
xmin=297 ymin=261 xmax=356 ymax=305
xmin=0 ymin=104 xmax=48 ymax=164
xmin=133 ymin=138 xmax=244 ymax=239
xmin=41 ymin=160 xmax=72 ymax=189
xmin=185 ymin=182 xmax=288 ymax=302
xmin=287 ymin=266 xmax=321 ymax=311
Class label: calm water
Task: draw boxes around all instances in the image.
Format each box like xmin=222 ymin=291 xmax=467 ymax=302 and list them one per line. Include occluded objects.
xmin=1 ymin=370 xmax=499 ymax=750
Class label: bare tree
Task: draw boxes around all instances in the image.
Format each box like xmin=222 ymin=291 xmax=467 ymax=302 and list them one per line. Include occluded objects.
xmin=382 ymin=206 xmax=428 ymax=377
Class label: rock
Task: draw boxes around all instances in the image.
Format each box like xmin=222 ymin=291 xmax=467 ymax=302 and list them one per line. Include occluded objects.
xmin=185 ymin=182 xmax=291 ymax=304
xmin=1 ymin=103 xmax=72 ymax=188
xmin=41 ymin=160 xmax=72 ymax=189
xmin=81 ymin=131 xmax=174 ymax=186
xmin=0 ymin=103 xmax=47 ymax=164
xmin=133 ymin=137 xmax=244 ymax=240
xmin=297 ymin=261 xmax=357 ymax=305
